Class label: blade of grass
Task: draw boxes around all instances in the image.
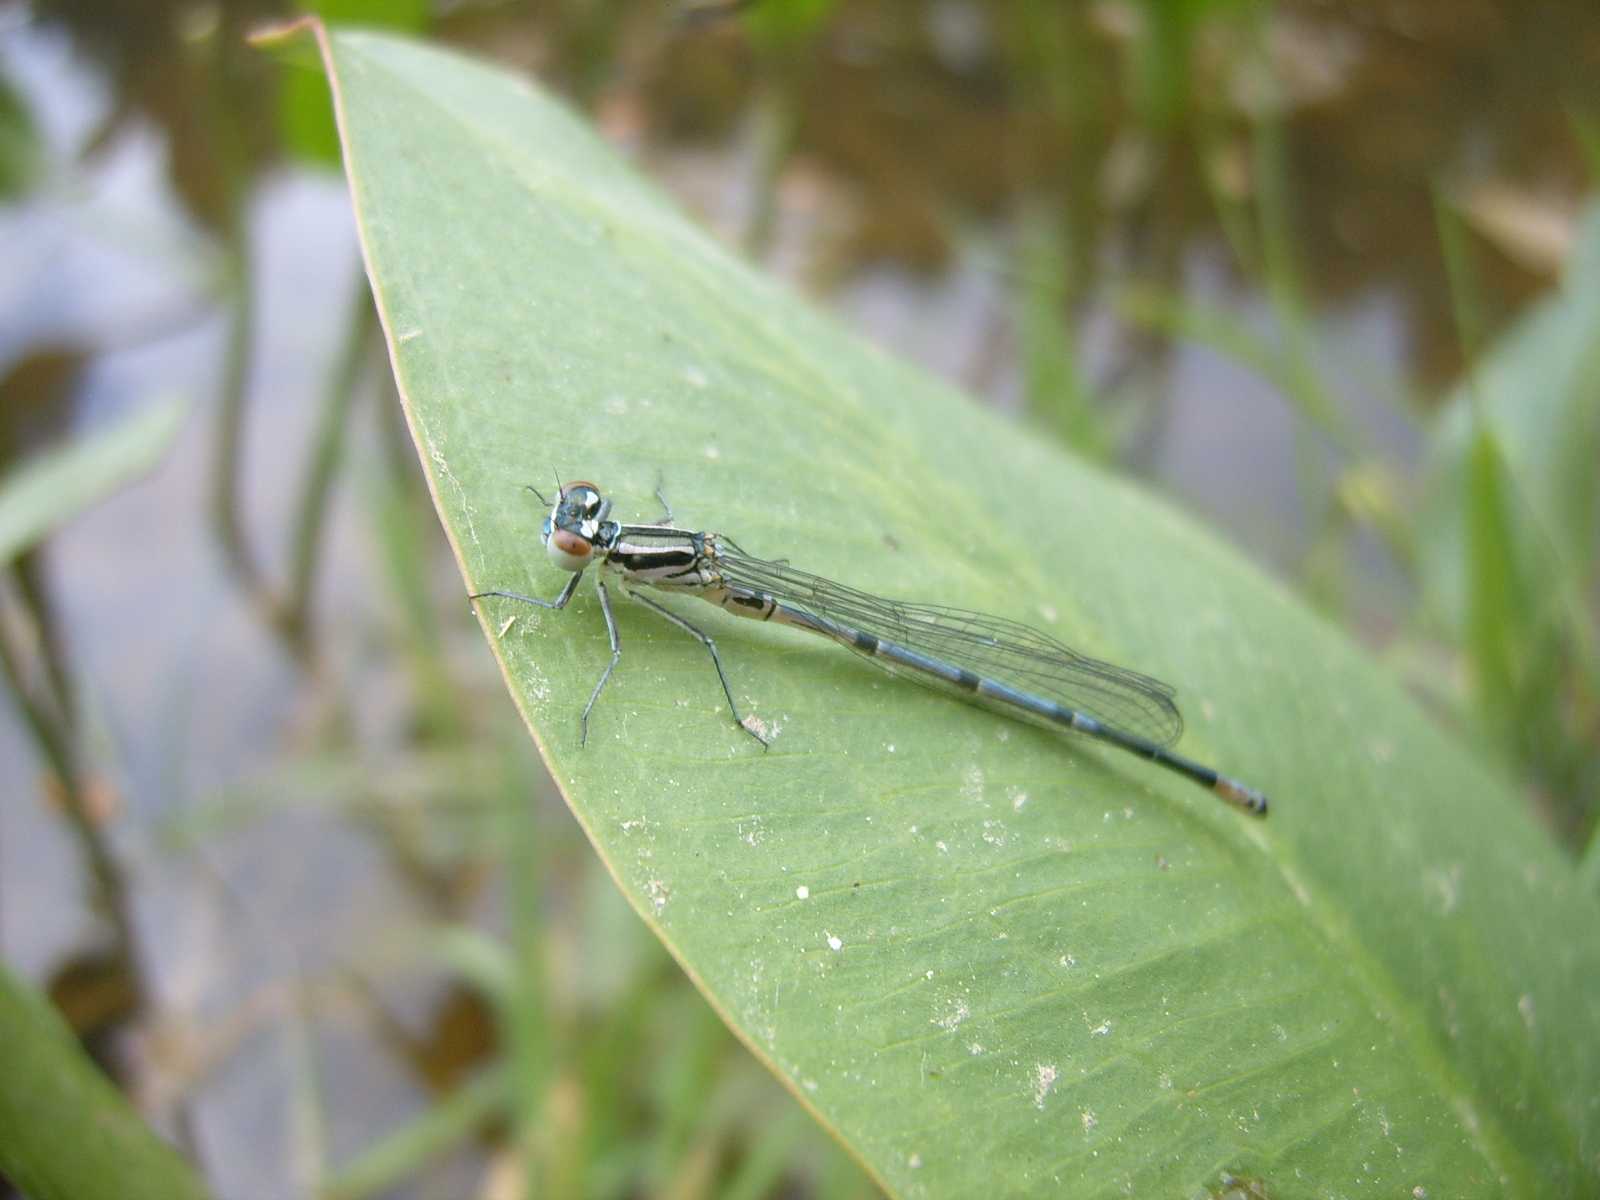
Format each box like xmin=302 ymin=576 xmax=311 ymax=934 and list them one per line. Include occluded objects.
xmin=284 ymin=274 xmax=378 ymax=649
xmin=0 ymin=394 xmax=188 ymax=567
xmin=318 ymin=1065 xmax=509 ymax=1200
xmin=0 ymin=962 xmax=211 ymax=1200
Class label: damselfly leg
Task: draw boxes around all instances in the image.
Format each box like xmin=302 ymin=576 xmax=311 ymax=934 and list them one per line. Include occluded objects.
xmin=625 ymin=587 xmax=769 ymax=747
xmin=469 ymin=570 xmax=583 ymax=613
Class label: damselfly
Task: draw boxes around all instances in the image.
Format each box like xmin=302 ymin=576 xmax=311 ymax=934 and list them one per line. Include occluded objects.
xmin=471 ymin=480 xmax=1269 ymax=816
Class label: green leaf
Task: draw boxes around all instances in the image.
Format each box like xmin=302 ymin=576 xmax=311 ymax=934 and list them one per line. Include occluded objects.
xmin=284 ymin=23 xmax=1600 ymax=1196
xmin=0 ymin=962 xmax=211 ymax=1200
xmin=1420 ymin=201 xmax=1600 ymax=642
xmin=1419 ymin=201 xmax=1600 ymax=828
xmin=0 ymin=394 xmax=188 ymax=567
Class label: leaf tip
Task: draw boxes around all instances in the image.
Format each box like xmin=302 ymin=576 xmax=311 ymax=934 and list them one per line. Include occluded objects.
xmin=247 ymin=15 xmax=326 ymax=66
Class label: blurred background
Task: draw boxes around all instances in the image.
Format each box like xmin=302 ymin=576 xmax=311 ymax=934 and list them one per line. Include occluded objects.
xmin=1 ymin=0 xmax=1596 ymax=1196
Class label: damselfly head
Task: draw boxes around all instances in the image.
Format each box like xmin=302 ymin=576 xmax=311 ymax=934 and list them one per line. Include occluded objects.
xmin=542 ymin=480 xmax=611 ymax=572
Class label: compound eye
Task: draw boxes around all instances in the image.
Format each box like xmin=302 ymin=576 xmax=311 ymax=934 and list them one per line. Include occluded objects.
xmin=547 ymin=528 xmax=593 ymax=572
xmin=560 ymin=481 xmax=602 ymax=517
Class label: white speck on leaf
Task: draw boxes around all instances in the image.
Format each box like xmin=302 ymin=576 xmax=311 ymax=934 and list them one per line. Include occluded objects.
xmin=962 ymin=765 xmax=985 ymax=805
xmin=1425 ymin=864 xmax=1463 ymax=915
xmin=1080 ymin=1109 xmax=1097 ymax=1132
xmin=646 ymin=879 xmax=670 ymax=915
xmin=430 ymin=446 xmax=476 ymax=546
xmin=796 ymin=885 xmax=810 ymax=900
xmin=1032 ymin=1063 xmax=1058 ymax=1109
xmin=933 ymin=999 xmax=970 ymax=1032
xmin=826 ymin=933 xmax=843 ymax=951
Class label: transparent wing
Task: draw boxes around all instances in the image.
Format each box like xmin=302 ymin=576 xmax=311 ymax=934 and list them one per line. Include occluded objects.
xmin=714 ymin=543 xmax=1183 ymax=747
